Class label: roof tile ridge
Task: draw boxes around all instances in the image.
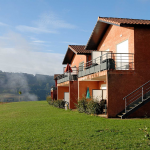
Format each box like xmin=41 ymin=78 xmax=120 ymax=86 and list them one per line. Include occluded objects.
xmin=69 ymin=45 xmax=86 ymax=46
xmin=68 ymin=45 xmax=77 ymax=54
xmin=98 ymin=17 xmax=121 ymax=25
xmin=99 ymin=16 xmax=150 ymax=21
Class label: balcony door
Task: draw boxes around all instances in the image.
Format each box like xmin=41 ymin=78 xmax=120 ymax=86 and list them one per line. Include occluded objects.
xmin=101 ymin=49 xmax=110 ymax=61
xmin=92 ymin=89 xmax=107 ymax=102
xmin=116 ymin=40 xmax=129 ymax=70
xmin=92 ymin=51 xmax=102 ymax=65
xmin=64 ymin=92 xmax=69 ymax=103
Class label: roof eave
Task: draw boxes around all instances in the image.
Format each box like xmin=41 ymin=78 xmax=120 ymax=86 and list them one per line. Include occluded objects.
xmin=120 ymin=23 xmax=150 ymax=27
xmin=85 ymin=20 xmax=110 ymax=50
xmin=62 ymin=47 xmax=76 ymax=65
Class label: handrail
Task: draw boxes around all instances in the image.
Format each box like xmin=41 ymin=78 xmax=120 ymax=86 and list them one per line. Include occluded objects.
xmin=57 ymin=67 xmax=78 ymax=84
xmin=80 ymin=52 xmax=134 ymax=71
xmin=57 ymin=66 xmax=78 ymax=79
xmin=123 ymin=80 xmax=150 ymax=113
xmin=123 ymin=80 xmax=150 ymax=99
xmin=83 ymin=51 xmax=113 ymax=68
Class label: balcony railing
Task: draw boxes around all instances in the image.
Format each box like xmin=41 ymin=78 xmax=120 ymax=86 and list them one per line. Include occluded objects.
xmin=57 ymin=52 xmax=134 ymax=83
xmin=57 ymin=67 xmax=78 ymax=84
xmin=78 ymin=52 xmax=134 ymax=77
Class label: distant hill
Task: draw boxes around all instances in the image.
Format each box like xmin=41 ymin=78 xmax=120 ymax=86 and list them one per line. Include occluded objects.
xmin=0 ymin=71 xmax=54 ymax=102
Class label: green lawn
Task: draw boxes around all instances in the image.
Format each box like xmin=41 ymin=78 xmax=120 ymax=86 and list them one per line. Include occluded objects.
xmin=0 ymin=101 xmax=150 ymax=150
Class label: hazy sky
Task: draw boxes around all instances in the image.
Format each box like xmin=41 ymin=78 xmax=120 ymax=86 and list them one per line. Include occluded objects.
xmin=0 ymin=0 xmax=149 ymax=75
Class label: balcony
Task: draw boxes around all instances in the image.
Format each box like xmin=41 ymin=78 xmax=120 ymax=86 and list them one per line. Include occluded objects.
xmin=57 ymin=67 xmax=78 ymax=84
xmin=78 ymin=52 xmax=134 ymax=77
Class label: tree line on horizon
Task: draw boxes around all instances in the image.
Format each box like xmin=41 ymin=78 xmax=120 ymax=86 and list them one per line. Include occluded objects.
xmin=0 ymin=70 xmax=54 ymax=102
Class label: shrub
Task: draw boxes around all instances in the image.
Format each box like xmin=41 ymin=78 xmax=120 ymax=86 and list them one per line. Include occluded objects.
xmin=49 ymin=100 xmax=54 ymax=105
xmin=76 ymin=97 xmax=88 ymax=113
xmin=86 ymin=100 xmax=101 ymax=115
xmin=76 ymin=97 xmax=107 ymax=115
xmin=53 ymin=100 xmax=65 ymax=108
xmin=46 ymin=96 xmax=53 ymax=105
xmin=99 ymin=99 xmax=106 ymax=113
xmin=47 ymin=96 xmax=65 ymax=109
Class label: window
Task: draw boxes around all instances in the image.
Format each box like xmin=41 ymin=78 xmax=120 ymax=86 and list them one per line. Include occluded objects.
xmin=116 ymin=40 xmax=129 ymax=70
xmin=79 ymin=61 xmax=84 ymax=71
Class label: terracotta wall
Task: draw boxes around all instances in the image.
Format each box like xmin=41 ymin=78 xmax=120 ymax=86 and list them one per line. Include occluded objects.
xmin=71 ymin=55 xmax=86 ymax=67
xmin=53 ymin=90 xmax=57 ymax=100
xmin=128 ymin=26 xmax=150 ymax=117
xmin=57 ymin=86 xmax=69 ymax=99
xmin=134 ymin=26 xmax=150 ymax=72
xmin=107 ymin=26 xmax=150 ymax=118
xmin=79 ymin=81 xmax=99 ymax=99
xmin=69 ymin=81 xmax=78 ymax=109
xmin=128 ymin=101 xmax=150 ymax=118
xmin=97 ymin=25 xmax=134 ymax=54
xmin=86 ymin=55 xmax=92 ymax=62
xmin=98 ymin=81 xmax=106 ymax=89
xmin=51 ymin=91 xmax=53 ymax=99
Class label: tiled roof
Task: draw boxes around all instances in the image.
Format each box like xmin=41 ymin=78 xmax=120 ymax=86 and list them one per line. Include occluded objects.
xmin=54 ymin=74 xmax=60 ymax=79
xmin=68 ymin=45 xmax=96 ymax=54
xmin=98 ymin=17 xmax=150 ymax=26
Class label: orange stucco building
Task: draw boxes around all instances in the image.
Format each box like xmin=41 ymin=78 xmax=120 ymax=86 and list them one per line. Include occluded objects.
xmin=55 ymin=45 xmax=94 ymax=109
xmin=52 ymin=17 xmax=150 ymax=118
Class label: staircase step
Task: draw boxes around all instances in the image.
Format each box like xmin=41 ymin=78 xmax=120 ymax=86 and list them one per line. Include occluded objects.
xmin=122 ymin=113 xmax=126 ymax=115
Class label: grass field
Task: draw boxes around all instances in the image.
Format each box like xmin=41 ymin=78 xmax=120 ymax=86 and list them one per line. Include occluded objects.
xmin=0 ymin=101 xmax=150 ymax=150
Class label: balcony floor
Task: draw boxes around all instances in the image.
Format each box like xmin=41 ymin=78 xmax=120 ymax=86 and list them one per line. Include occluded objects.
xmin=78 ymin=70 xmax=107 ymax=81
xmin=57 ymin=81 xmax=69 ymax=87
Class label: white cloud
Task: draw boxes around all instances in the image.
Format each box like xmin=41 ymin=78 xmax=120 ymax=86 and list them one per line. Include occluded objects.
xmin=0 ymin=32 xmax=64 ymax=75
xmin=0 ymin=36 xmax=10 ymax=40
xmin=36 ymin=12 xmax=76 ymax=29
xmin=0 ymin=22 xmax=9 ymax=27
xmin=33 ymin=40 xmax=46 ymax=43
xmin=30 ymin=41 xmax=51 ymax=49
xmin=16 ymin=25 xmax=57 ymax=34
xmin=16 ymin=11 xmax=76 ymax=34
xmin=45 ymin=50 xmax=52 ymax=52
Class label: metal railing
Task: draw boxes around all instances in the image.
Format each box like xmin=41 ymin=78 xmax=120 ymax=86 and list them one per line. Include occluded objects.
xmin=57 ymin=67 xmax=78 ymax=84
xmin=78 ymin=52 xmax=134 ymax=77
xmin=112 ymin=53 xmax=134 ymax=70
xmin=79 ymin=52 xmax=134 ymax=71
xmin=57 ymin=52 xmax=134 ymax=83
xmin=123 ymin=80 xmax=150 ymax=113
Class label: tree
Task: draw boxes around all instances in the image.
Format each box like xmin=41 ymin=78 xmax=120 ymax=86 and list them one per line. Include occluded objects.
xmin=18 ymin=91 xmax=22 ymax=102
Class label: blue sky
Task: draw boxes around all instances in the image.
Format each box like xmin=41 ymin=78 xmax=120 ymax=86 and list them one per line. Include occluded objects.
xmin=0 ymin=0 xmax=149 ymax=75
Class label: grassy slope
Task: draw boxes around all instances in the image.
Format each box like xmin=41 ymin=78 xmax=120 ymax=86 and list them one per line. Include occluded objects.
xmin=0 ymin=101 xmax=150 ymax=150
